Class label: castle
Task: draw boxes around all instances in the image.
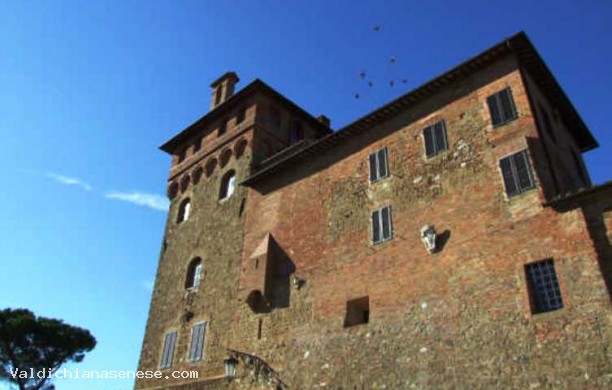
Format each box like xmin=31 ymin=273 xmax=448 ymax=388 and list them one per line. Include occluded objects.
xmin=135 ymin=32 xmax=612 ymax=389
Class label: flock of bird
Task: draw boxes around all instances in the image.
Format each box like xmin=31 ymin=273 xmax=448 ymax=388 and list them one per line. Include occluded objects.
xmin=354 ymin=25 xmax=408 ymax=99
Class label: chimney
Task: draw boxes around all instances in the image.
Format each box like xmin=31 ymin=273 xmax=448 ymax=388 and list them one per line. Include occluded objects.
xmin=210 ymin=72 xmax=240 ymax=111
xmin=316 ymin=114 xmax=331 ymax=128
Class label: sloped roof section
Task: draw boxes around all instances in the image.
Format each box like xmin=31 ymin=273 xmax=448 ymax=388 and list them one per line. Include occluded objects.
xmin=242 ymin=31 xmax=598 ymax=186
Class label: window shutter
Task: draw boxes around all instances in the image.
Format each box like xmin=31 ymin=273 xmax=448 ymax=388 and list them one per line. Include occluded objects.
xmin=434 ymin=121 xmax=448 ymax=152
xmin=378 ymin=148 xmax=388 ymax=178
xmin=514 ymin=150 xmax=534 ymax=191
xmin=195 ymin=323 xmax=206 ymax=361
xmin=499 ymin=89 xmax=516 ymax=122
xmin=424 ymin=126 xmax=435 ymax=157
xmin=162 ymin=331 xmax=176 ymax=368
xmin=487 ymin=94 xmax=502 ymax=126
xmin=500 ymin=157 xmax=519 ymax=196
xmin=381 ymin=206 xmax=392 ymax=240
xmin=188 ymin=326 xmax=198 ymax=361
xmin=369 ymin=152 xmax=378 ymax=181
xmin=372 ymin=210 xmax=381 ymax=243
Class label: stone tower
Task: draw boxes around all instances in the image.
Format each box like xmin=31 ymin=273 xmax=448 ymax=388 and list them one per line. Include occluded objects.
xmin=135 ymin=72 xmax=331 ymax=389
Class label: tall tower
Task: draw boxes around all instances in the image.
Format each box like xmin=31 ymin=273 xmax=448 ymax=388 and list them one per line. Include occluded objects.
xmin=135 ymin=72 xmax=330 ymax=389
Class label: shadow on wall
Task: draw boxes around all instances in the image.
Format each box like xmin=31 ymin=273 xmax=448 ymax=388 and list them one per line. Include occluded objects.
xmin=246 ymin=235 xmax=296 ymax=313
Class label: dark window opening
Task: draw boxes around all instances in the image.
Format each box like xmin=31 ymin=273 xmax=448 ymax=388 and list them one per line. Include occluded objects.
xmin=499 ymin=150 xmax=535 ymax=197
xmin=193 ymin=137 xmax=202 ymax=153
xmin=218 ymin=119 xmax=227 ymax=136
xmin=185 ymin=258 xmax=202 ymax=289
xmin=369 ymin=147 xmax=389 ymax=182
xmin=237 ymin=107 xmax=246 ymax=124
xmin=525 ymin=259 xmax=564 ymax=314
xmin=177 ymin=149 xmax=186 ymax=163
xmin=239 ymin=198 xmax=246 ymax=217
xmin=344 ymin=296 xmax=370 ymax=328
xmin=487 ymin=87 xmax=518 ymax=127
xmin=372 ymin=206 xmax=393 ymax=244
xmin=257 ymin=319 xmax=263 ymax=340
xmin=423 ymin=120 xmax=448 ymax=158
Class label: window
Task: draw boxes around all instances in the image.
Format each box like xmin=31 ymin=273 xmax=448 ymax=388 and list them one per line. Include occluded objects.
xmin=218 ymin=119 xmax=227 ymax=136
xmin=219 ymin=170 xmax=236 ymax=200
xmin=369 ymin=147 xmax=389 ymax=182
xmin=237 ymin=107 xmax=246 ymax=124
xmin=160 ymin=331 xmax=177 ymax=369
xmin=525 ymin=259 xmax=563 ymax=314
xmin=499 ymin=150 xmax=535 ymax=197
xmin=177 ymin=198 xmax=191 ymax=223
xmin=343 ymin=296 xmax=370 ymax=328
xmin=177 ymin=148 xmax=186 ymax=163
xmin=185 ymin=258 xmax=202 ymax=289
xmin=371 ymin=206 xmax=393 ymax=244
xmin=487 ymin=87 xmax=517 ymax=127
xmin=188 ymin=322 xmax=206 ymax=362
xmin=423 ymin=120 xmax=448 ymax=158
xmin=193 ymin=137 xmax=202 ymax=153
xmin=538 ymin=104 xmax=556 ymax=143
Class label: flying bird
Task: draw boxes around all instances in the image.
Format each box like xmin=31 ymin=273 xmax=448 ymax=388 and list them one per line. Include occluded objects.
xmin=354 ymin=93 xmax=360 ymax=99
xmin=373 ymin=26 xmax=381 ymax=32
xmin=360 ymin=71 xmax=366 ymax=79
xmin=402 ymin=79 xmax=408 ymax=84
xmin=390 ymin=80 xmax=395 ymax=88
xmin=390 ymin=56 xmax=396 ymax=64
xmin=368 ymin=81 xmax=373 ymax=88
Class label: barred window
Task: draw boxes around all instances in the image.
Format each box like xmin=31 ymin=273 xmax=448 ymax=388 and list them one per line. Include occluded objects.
xmin=188 ymin=322 xmax=206 ymax=362
xmin=423 ymin=120 xmax=448 ymax=158
xmin=499 ymin=150 xmax=535 ymax=197
xmin=372 ymin=206 xmax=393 ymax=244
xmin=487 ymin=88 xmax=517 ymax=127
xmin=369 ymin=147 xmax=389 ymax=182
xmin=525 ymin=259 xmax=563 ymax=314
xmin=160 ymin=331 xmax=177 ymax=369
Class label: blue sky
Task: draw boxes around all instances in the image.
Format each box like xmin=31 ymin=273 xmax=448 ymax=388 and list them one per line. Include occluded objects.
xmin=0 ymin=1 xmax=610 ymax=389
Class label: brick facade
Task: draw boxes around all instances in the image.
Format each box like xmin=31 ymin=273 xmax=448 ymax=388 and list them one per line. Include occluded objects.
xmin=135 ymin=32 xmax=612 ymax=389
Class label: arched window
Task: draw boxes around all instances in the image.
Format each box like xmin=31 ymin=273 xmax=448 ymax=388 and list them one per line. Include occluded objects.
xmin=177 ymin=198 xmax=191 ymax=223
xmin=185 ymin=258 xmax=202 ymax=289
xmin=219 ymin=170 xmax=236 ymax=200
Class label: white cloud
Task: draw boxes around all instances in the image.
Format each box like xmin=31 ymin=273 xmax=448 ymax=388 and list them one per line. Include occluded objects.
xmin=46 ymin=172 xmax=93 ymax=191
xmin=105 ymin=191 xmax=169 ymax=211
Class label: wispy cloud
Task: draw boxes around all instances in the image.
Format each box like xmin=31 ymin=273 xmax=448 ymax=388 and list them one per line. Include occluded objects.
xmin=46 ymin=172 xmax=93 ymax=191
xmin=105 ymin=191 xmax=169 ymax=211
